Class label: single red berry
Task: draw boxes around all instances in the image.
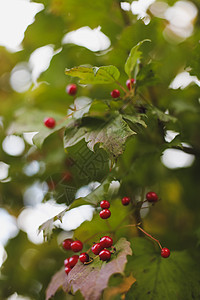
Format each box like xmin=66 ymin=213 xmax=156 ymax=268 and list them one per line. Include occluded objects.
xmin=121 ymin=197 xmax=131 ymax=206
xmin=65 ymin=266 xmax=72 ymax=275
xmin=111 ymin=89 xmax=120 ymax=98
xmin=161 ymin=247 xmax=170 ymax=258
xmin=100 ymin=236 xmax=113 ymax=248
xmin=99 ymin=209 xmax=111 ymax=219
xmin=64 ymin=257 xmax=70 ymax=267
xmin=71 ymin=240 xmax=83 ymax=252
xmin=100 ymin=200 xmax=110 ymax=209
xmin=99 ymin=249 xmax=111 ymax=261
xmin=146 ymin=191 xmax=158 ymax=203
xmin=92 ymin=243 xmax=103 ymax=255
xmin=126 ymin=78 xmax=135 ymax=90
xmin=62 ymin=238 xmax=74 ymax=250
xmin=79 ymin=252 xmax=89 ymax=264
xmin=68 ymin=255 xmax=79 ymax=267
xmin=44 ymin=117 xmax=56 ymax=129
xmin=66 ymin=83 xmax=77 ymax=95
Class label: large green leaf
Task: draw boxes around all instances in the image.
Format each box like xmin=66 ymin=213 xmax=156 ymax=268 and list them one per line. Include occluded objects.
xmin=125 ymin=238 xmax=200 ymax=300
xmin=64 ymin=114 xmax=135 ymax=158
xmin=124 ymin=40 xmax=151 ymax=78
xmin=7 ymin=109 xmax=69 ymax=148
xmin=65 ymin=65 xmax=120 ymax=84
xmin=46 ymin=238 xmax=132 ymax=300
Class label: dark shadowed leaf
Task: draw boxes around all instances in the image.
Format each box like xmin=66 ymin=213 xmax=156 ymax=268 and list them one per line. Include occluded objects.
xmin=125 ymin=238 xmax=200 ymax=300
xmin=46 ymin=237 xmax=132 ymax=300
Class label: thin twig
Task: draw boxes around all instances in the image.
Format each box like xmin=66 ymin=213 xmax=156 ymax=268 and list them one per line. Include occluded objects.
xmin=137 ymin=226 xmax=163 ymax=250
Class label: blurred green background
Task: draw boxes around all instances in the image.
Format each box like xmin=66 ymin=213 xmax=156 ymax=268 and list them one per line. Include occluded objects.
xmin=0 ymin=0 xmax=200 ymax=299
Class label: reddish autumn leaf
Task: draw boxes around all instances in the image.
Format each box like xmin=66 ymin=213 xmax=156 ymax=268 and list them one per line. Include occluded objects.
xmin=46 ymin=237 xmax=132 ymax=300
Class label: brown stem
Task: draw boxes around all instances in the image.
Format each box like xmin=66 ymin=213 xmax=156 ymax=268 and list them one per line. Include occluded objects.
xmin=117 ymin=0 xmax=131 ymax=26
xmin=115 ymin=80 xmax=128 ymax=94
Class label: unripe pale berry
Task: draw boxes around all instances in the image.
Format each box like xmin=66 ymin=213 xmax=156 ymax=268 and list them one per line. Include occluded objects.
xmin=92 ymin=243 xmax=103 ymax=255
xmin=44 ymin=117 xmax=56 ymax=129
xmin=121 ymin=197 xmax=131 ymax=206
xmin=99 ymin=249 xmax=111 ymax=261
xmin=100 ymin=200 xmax=110 ymax=209
xmin=126 ymin=78 xmax=135 ymax=90
xmin=100 ymin=236 xmax=113 ymax=248
xmin=161 ymin=247 xmax=170 ymax=258
xmin=146 ymin=192 xmax=158 ymax=203
xmin=71 ymin=240 xmax=83 ymax=252
xmin=79 ymin=252 xmax=89 ymax=264
xmin=111 ymin=89 xmax=120 ymax=98
xmin=62 ymin=238 xmax=74 ymax=250
xmin=99 ymin=209 xmax=111 ymax=219
xmin=66 ymin=83 xmax=77 ymax=95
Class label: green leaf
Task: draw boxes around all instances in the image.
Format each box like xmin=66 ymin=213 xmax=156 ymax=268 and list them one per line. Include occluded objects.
xmin=64 ymin=113 xmax=135 ymax=158
xmin=125 ymin=238 xmax=200 ymax=300
xmin=122 ymin=114 xmax=147 ymax=129
xmin=7 ymin=109 xmax=69 ymax=148
xmin=149 ymin=106 xmax=177 ymax=123
xmin=46 ymin=238 xmax=132 ymax=300
xmin=65 ymin=65 xmax=120 ymax=84
xmin=124 ymin=39 xmax=151 ymax=78
xmin=136 ymin=63 xmax=159 ymax=87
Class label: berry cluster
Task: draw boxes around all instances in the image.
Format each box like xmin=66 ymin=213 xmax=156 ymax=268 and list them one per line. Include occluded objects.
xmin=62 ymin=235 xmax=114 ymax=275
xmin=99 ymin=200 xmax=111 ymax=219
xmin=44 ymin=78 xmax=136 ymax=129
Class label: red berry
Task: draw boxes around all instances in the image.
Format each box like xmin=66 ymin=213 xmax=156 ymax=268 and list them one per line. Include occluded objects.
xmin=146 ymin=192 xmax=158 ymax=203
xmin=44 ymin=117 xmax=56 ymax=129
xmin=62 ymin=238 xmax=74 ymax=250
xmin=161 ymin=247 xmax=170 ymax=258
xmin=99 ymin=209 xmax=111 ymax=219
xmin=121 ymin=197 xmax=131 ymax=206
xmin=64 ymin=257 xmax=70 ymax=267
xmin=68 ymin=255 xmax=79 ymax=267
xmin=71 ymin=240 xmax=83 ymax=252
xmin=65 ymin=266 xmax=72 ymax=275
xmin=100 ymin=200 xmax=110 ymax=209
xmin=99 ymin=249 xmax=111 ymax=261
xmin=66 ymin=83 xmax=77 ymax=95
xmin=100 ymin=236 xmax=113 ymax=248
xmin=79 ymin=252 xmax=89 ymax=264
xmin=92 ymin=243 xmax=103 ymax=255
xmin=126 ymin=78 xmax=135 ymax=90
xmin=111 ymin=89 xmax=120 ymax=98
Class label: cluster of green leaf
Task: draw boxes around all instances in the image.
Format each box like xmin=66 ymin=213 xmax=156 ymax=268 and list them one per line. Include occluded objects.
xmin=1 ymin=0 xmax=200 ymax=299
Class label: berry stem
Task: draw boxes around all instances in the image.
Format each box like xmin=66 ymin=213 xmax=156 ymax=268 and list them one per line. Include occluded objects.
xmin=136 ymin=226 xmax=163 ymax=250
xmin=56 ymin=112 xmax=73 ymax=125
xmin=83 ymin=257 xmax=94 ymax=265
xmin=115 ymin=80 xmax=128 ymax=94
